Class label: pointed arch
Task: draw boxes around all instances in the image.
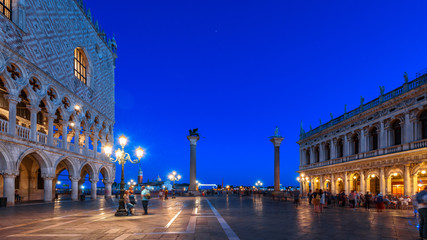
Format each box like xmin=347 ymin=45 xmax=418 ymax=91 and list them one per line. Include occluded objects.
xmin=16 ymin=148 xmax=51 ymax=172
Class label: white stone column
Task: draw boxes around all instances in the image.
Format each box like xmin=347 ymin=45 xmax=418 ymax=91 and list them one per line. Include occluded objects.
xmin=413 ymin=174 xmax=419 ymax=195
xmin=270 ymin=137 xmax=284 ymax=192
xmin=360 ymin=171 xmax=365 ymax=194
xmin=380 ymin=168 xmax=386 ymax=194
xmin=404 ymin=165 xmax=410 ymax=196
xmin=386 ymin=177 xmax=392 ymax=195
xmin=61 ymin=121 xmax=68 ymax=150
xmin=344 ymin=172 xmax=349 ymax=194
xmin=380 ymin=121 xmax=386 ymax=149
xmin=93 ymin=136 xmax=98 ymax=158
xmin=7 ymin=96 xmax=19 ymax=136
xmin=71 ymin=177 xmax=80 ymax=201
xmin=344 ymin=135 xmax=350 ymax=156
xmin=84 ymin=132 xmax=89 ymax=154
xmin=74 ymin=124 xmax=80 ymax=154
xmin=331 ymin=139 xmax=337 ymax=159
xmin=43 ymin=176 xmax=54 ymax=202
xmin=310 ymin=148 xmax=315 ymax=164
xmin=319 ymin=175 xmax=324 ymax=190
xmin=360 ymin=129 xmax=366 ymax=153
xmin=91 ymin=179 xmax=98 ymax=200
xmin=187 ymin=136 xmax=200 ymax=192
xmin=3 ymin=172 xmax=16 ymax=206
xmin=47 ymin=114 xmax=55 ymax=146
xmin=404 ymin=113 xmax=413 ymax=144
xmin=104 ymin=181 xmax=112 ymax=198
xmin=29 ymin=106 xmax=39 ymax=142
xmin=331 ymin=174 xmax=336 ymax=194
xmin=319 ymin=143 xmax=325 ymax=162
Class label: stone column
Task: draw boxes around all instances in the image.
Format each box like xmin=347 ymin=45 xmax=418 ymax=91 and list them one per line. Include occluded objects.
xmin=47 ymin=114 xmax=55 ymax=146
xmin=413 ymin=174 xmax=419 ymax=195
xmin=90 ymin=178 xmax=98 ymax=200
xmin=360 ymin=171 xmax=365 ymax=194
xmin=270 ymin=137 xmax=284 ymax=192
xmin=380 ymin=121 xmax=386 ymax=149
xmin=331 ymin=139 xmax=337 ymax=159
xmin=7 ymin=95 xmax=19 ymax=136
xmin=344 ymin=172 xmax=349 ymax=194
xmin=331 ymin=174 xmax=336 ymax=194
xmin=3 ymin=172 xmax=16 ymax=206
xmin=92 ymin=136 xmax=98 ymax=158
xmin=319 ymin=143 xmax=325 ymax=162
xmin=43 ymin=175 xmax=54 ymax=202
xmin=61 ymin=121 xmax=68 ymax=150
xmin=29 ymin=106 xmax=39 ymax=142
xmin=104 ymin=181 xmax=112 ymax=198
xmin=386 ymin=177 xmax=392 ymax=195
xmin=310 ymin=147 xmax=315 ymax=164
xmin=360 ymin=129 xmax=366 ymax=153
xmin=404 ymin=165 xmax=410 ymax=196
xmin=74 ymin=124 xmax=80 ymax=154
xmin=344 ymin=135 xmax=350 ymax=156
xmin=319 ymin=175 xmax=324 ymax=190
xmin=84 ymin=132 xmax=89 ymax=154
xmin=380 ymin=168 xmax=386 ymax=194
xmin=70 ymin=177 xmax=80 ymax=201
xmin=187 ymin=136 xmax=200 ymax=192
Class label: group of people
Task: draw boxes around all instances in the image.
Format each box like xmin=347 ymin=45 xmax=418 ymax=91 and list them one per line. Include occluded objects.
xmin=123 ymin=186 xmax=150 ymax=216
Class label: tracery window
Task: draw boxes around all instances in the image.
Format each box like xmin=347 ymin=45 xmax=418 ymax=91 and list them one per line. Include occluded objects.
xmin=0 ymin=0 xmax=12 ymax=20
xmin=74 ymin=48 xmax=87 ymax=84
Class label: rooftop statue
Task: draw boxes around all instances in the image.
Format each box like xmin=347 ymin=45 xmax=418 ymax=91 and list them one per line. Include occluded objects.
xmin=188 ymin=128 xmax=199 ymax=137
xmin=344 ymin=104 xmax=347 ymax=113
xmin=271 ymin=126 xmax=282 ymax=138
xmin=300 ymin=121 xmax=305 ymax=135
xmin=330 ymin=113 xmax=333 ymax=120
xmin=380 ymin=86 xmax=385 ymax=96
xmin=360 ymin=96 xmax=364 ymax=106
xmin=319 ymin=118 xmax=322 ymax=125
xmin=404 ymin=72 xmax=409 ymax=83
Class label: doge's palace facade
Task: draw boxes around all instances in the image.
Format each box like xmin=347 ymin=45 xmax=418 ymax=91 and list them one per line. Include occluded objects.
xmin=298 ymin=73 xmax=427 ymax=197
xmin=0 ymin=0 xmax=116 ymax=205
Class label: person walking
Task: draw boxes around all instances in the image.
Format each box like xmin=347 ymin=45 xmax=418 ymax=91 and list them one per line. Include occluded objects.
xmin=376 ymin=192 xmax=384 ymax=212
xmin=417 ymin=186 xmax=427 ymax=240
xmin=365 ymin=192 xmax=372 ymax=210
xmin=141 ymin=186 xmax=150 ymax=215
xmin=294 ymin=189 xmax=300 ymax=208
xmin=308 ymin=190 xmax=313 ymax=205
xmin=319 ymin=189 xmax=325 ymax=213
xmin=165 ymin=189 xmax=169 ymax=200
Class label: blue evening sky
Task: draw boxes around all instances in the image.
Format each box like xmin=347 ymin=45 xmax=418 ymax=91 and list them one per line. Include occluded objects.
xmin=85 ymin=0 xmax=427 ymax=187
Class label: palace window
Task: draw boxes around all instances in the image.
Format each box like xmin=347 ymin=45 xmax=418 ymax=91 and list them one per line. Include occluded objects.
xmin=0 ymin=0 xmax=12 ymax=20
xmin=421 ymin=110 xmax=427 ymax=139
xmin=314 ymin=147 xmax=320 ymax=163
xmin=337 ymin=139 xmax=344 ymax=158
xmin=305 ymin=150 xmax=310 ymax=165
xmin=391 ymin=120 xmax=402 ymax=145
xmin=325 ymin=142 xmax=331 ymax=161
xmin=74 ymin=48 xmax=87 ymax=84
xmin=369 ymin=127 xmax=378 ymax=150
xmin=352 ymin=134 xmax=359 ymax=155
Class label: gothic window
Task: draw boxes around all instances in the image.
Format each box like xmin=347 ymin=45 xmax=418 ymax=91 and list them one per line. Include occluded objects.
xmin=74 ymin=48 xmax=87 ymax=85
xmin=37 ymin=169 xmax=44 ymax=190
xmin=352 ymin=134 xmax=359 ymax=154
xmin=392 ymin=120 xmax=402 ymax=145
xmin=337 ymin=139 xmax=344 ymax=158
xmin=0 ymin=0 xmax=12 ymax=20
xmin=421 ymin=111 xmax=427 ymax=139
xmin=370 ymin=127 xmax=378 ymax=150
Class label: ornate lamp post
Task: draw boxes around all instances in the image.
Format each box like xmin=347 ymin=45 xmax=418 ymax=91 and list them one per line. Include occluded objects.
xmin=104 ymin=135 xmax=144 ymax=216
xmin=255 ymin=180 xmax=263 ymax=189
xmin=168 ymin=171 xmax=181 ymax=199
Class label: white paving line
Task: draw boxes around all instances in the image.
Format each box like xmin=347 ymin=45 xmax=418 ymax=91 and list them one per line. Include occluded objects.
xmin=9 ymin=219 xmax=78 ymax=236
xmin=114 ymin=233 xmax=132 ymax=240
xmin=165 ymin=209 xmax=183 ymax=228
xmin=9 ymin=234 xmax=81 ymax=237
xmin=106 ymin=228 xmax=121 ymax=234
xmin=207 ymin=199 xmax=240 ymax=240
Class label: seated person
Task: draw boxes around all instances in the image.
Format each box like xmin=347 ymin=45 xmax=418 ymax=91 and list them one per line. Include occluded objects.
xmin=124 ymin=191 xmax=134 ymax=216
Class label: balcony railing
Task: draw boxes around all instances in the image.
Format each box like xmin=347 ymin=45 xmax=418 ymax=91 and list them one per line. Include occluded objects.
xmin=0 ymin=119 xmax=8 ymax=133
xmin=16 ymin=125 xmax=30 ymax=139
xmin=300 ymin=139 xmax=427 ymax=170
xmin=37 ymin=132 xmax=47 ymax=144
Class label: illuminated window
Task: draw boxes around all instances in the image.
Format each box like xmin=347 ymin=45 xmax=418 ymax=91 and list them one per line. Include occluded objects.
xmin=74 ymin=48 xmax=87 ymax=84
xmin=0 ymin=0 xmax=11 ymax=20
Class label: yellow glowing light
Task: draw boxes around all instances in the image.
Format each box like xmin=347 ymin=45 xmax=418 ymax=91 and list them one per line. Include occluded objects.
xmin=305 ymin=177 xmax=309 ymax=181
xmin=371 ymin=174 xmax=375 ymax=178
xmin=353 ymin=176 xmax=357 ymax=179
xmin=70 ymin=122 xmax=75 ymax=127
xmin=74 ymin=105 xmax=80 ymax=111
xmin=422 ymin=170 xmax=426 ymax=175
xmin=115 ymin=149 xmax=123 ymax=159
xmin=419 ymin=184 xmax=423 ymax=187
xmin=315 ymin=179 xmax=319 ymax=182
xmin=136 ymin=147 xmax=144 ymax=160
xmin=301 ymin=173 xmax=305 ymax=177
xmin=297 ymin=177 xmax=300 ymax=181
xmin=337 ymin=178 xmax=342 ymax=181
xmin=119 ymin=135 xmax=128 ymax=147
xmin=393 ymin=173 xmax=398 ymax=176
xmin=104 ymin=145 xmax=112 ymax=157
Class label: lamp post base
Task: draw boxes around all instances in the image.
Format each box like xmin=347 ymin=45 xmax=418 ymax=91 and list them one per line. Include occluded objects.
xmin=187 ymin=190 xmax=201 ymax=196
xmin=114 ymin=208 xmax=128 ymax=216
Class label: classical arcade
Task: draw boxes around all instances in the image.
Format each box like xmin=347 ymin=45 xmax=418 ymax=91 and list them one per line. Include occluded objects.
xmin=298 ymin=73 xmax=427 ymax=197
xmin=0 ymin=0 xmax=117 ymax=205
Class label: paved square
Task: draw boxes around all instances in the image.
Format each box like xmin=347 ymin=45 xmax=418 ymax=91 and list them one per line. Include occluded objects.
xmin=0 ymin=195 xmax=420 ymax=239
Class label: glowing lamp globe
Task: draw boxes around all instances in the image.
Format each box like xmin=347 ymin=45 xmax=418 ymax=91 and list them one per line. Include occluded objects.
xmin=136 ymin=147 xmax=144 ymax=160
xmin=119 ymin=135 xmax=127 ymax=147
xmin=115 ymin=149 xmax=123 ymax=159
xmin=104 ymin=145 xmax=112 ymax=157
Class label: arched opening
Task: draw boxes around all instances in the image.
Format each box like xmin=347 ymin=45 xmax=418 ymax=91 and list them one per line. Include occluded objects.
xmin=54 ymin=159 xmax=75 ymax=200
xmin=314 ymin=147 xmax=319 ymax=163
xmin=16 ymin=153 xmax=48 ymax=202
xmin=336 ymin=178 xmax=344 ymax=193
xmin=305 ymin=149 xmax=310 ymax=165
xmin=98 ymin=167 xmax=110 ymax=197
xmin=74 ymin=48 xmax=88 ymax=85
xmin=53 ymin=108 xmax=64 ymax=147
xmin=369 ymin=127 xmax=379 ymax=151
xmin=36 ymin=99 xmax=48 ymax=143
xmin=324 ymin=179 xmax=331 ymax=192
xmin=325 ymin=142 xmax=331 ymax=161
xmin=368 ymin=174 xmax=380 ymax=195
xmin=391 ymin=120 xmax=402 ymax=146
xmin=313 ymin=177 xmax=320 ymax=190
xmin=351 ymin=134 xmax=359 ymax=155
xmin=79 ymin=164 xmax=95 ymax=198
xmin=17 ymin=89 xmax=31 ymax=130
xmin=337 ymin=138 xmax=344 ymax=158
xmin=415 ymin=170 xmax=427 ymax=192
xmin=0 ymin=77 xmax=9 ymax=130
xmin=351 ymin=173 xmax=360 ymax=191
xmin=420 ymin=110 xmax=427 ymax=139
xmin=388 ymin=172 xmax=404 ymax=196
xmin=0 ymin=0 xmax=12 ymax=20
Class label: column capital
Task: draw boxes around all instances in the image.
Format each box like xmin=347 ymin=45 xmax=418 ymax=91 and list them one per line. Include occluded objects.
xmin=69 ymin=177 xmax=81 ymax=182
xmin=187 ymin=136 xmax=200 ymax=145
xmin=6 ymin=94 xmax=20 ymax=104
xmin=0 ymin=169 xmax=19 ymax=177
xmin=28 ymin=105 xmax=40 ymax=113
xmin=41 ymin=174 xmax=55 ymax=180
xmin=270 ymin=137 xmax=284 ymax=147
xmin=47 ymin=113 xmax=56 ymax=120
xmin=90 ymin=178 xmax=99 ymax=183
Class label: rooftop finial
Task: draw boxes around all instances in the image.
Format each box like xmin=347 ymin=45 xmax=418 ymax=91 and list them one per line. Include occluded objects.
xmin=404 ymin=72 xmax=409 ymax=84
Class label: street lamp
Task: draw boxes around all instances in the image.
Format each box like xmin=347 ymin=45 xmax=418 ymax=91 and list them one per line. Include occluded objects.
xmin=168 ymin=171 xmax=181 ymax=199
xmin=255 ymin=180 xmax=263 ymax=188
xmin=297 ymin=175 xmax=308 ymax=196
xmin=104 ymin=135 xmax=144 ymax=216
